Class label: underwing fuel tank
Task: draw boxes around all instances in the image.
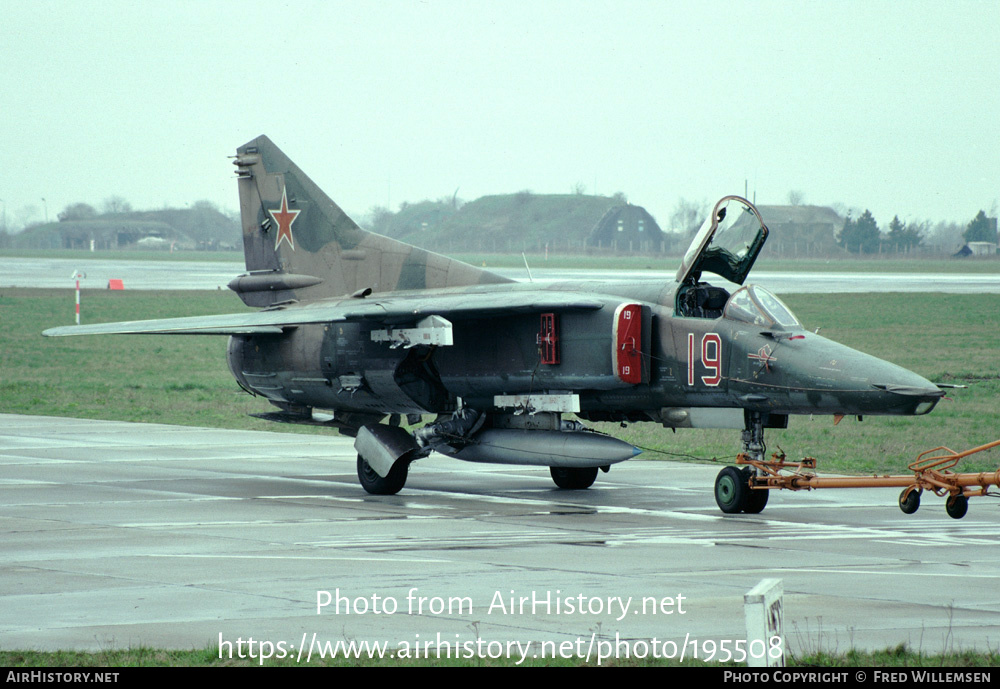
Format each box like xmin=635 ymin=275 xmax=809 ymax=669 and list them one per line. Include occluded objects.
xmin=451 ymin=429 xmax=642 ymax=468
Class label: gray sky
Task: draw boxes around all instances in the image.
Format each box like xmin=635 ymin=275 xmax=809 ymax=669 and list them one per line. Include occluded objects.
xmin=2 ymin=0 xmax=998 ymax=230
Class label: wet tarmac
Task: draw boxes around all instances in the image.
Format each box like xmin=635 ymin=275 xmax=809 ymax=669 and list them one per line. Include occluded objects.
xmin=3 ymin=256 xmax=999 ymax=294
xmin=4 ymin=413 xmax=998 ymax=658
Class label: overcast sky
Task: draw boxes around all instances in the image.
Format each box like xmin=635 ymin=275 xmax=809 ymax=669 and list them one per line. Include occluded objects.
xmin=2 ymin=0 xmax=997 ymax=230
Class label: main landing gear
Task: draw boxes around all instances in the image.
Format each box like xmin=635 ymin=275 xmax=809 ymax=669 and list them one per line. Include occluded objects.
xmin=357 ymin=454 xmax=409 ymax=496
xmin=550 ymin=466 xmax=599 ymax=490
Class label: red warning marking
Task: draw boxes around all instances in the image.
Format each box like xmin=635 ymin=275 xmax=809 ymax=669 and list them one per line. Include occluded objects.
xmin=614 ymin=303 xmax=642 ymax=384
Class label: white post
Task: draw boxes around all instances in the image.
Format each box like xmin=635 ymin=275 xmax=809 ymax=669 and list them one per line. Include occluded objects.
xmin=744 ymin=578 xmax=784 ymax=667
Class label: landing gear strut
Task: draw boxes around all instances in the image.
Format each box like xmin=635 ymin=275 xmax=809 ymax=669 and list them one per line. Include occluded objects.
xmin=714 ymin=412 xmax=771 ymax=514
xmin=740 ymin=411 xmax=767 ymax=465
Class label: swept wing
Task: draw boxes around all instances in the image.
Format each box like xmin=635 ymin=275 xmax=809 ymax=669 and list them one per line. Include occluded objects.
xmin=42 ymin=290 xmax=603 ymax=337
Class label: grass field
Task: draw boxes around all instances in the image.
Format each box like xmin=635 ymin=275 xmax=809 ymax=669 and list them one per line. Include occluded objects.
xmin=413 ymin=252 xmax=1000 ymax=274
xmin=2 ymin=288 xmax=998 ymax=476
xmin=3 ymin=287 xmax=999 ymax=668
xmin=0 ymin=248 xmax=243 ymax=262
xmin=2 ymin=644 xmax=998 ymax=667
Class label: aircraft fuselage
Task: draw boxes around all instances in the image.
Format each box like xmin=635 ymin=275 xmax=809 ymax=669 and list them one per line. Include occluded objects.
xmin=226 ymin=279 xmax=941 ymax=427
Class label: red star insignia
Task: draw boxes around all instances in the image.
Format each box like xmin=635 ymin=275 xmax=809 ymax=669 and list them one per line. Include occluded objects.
xmin=269 ymin=186 xmax=300 ymax=251
xmin=748 ymin=344 xmax=777 ymax=371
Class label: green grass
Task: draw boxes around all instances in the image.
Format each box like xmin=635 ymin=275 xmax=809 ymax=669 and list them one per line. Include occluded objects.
xmin=0 ymin=289 xmax=280 ymax=432
xmin=2 ymin=644 xmax=997 ymax=667
xmin=2 ymin=289 xmax=998 ymax=475
xmin=454 ymin=252 xmax=1000 ymax=273
xmin=754 ymin=256 xmax=1000 ymax=273
xmin=0 ymin=248 xmax=242 ymax=262
xmin=3 ymin=289 xmax=999 ymax=668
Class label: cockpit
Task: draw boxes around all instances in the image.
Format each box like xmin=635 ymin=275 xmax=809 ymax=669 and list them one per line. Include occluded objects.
xmin=674 ymin=196 xmax=799 ymax=327
xmin=676 ymin=281 xmax=802 ymax=328
xmin=724 ymin=285 xmax=801 ymax=328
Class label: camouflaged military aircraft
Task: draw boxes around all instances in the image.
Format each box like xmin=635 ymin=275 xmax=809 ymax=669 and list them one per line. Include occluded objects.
xmin=44 ymin=136 xmax=946 ymax=513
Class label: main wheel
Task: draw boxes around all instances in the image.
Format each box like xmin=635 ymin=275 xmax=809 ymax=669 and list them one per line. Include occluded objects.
xmin=715 ymin=466 xmax=747 ymax=514
xmin=945 ymin=494 xmax=968 ymax=520
xmin=550 ymin=466 xmax=599 ymax=490
xmin=357 ymin=454 xmax=408 ymax=495
xmin=899 ymin=487 xmax=921 ymax=515
xmin=741 ymin=467 xmax=769 ymax=514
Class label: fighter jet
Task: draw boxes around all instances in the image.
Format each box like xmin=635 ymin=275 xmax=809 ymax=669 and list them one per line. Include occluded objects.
xmin=43 ymin=136 xmax=945 ymax=512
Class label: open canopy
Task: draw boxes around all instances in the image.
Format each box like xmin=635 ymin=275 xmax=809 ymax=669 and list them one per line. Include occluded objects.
xmin=675 ymin=196 xmax=769 ymax=286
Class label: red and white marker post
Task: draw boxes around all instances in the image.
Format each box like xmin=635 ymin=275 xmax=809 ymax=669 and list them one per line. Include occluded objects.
xmin=71 ymin=270 xmax=86 ymax=324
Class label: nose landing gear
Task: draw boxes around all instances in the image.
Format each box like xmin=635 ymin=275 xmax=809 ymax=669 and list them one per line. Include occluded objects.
xmin=714 ymin=466 xmax=769 ymax=514
xmin=713 ymin=438 xmax=1000 ymax=519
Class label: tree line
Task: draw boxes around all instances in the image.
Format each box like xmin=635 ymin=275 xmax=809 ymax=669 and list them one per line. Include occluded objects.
xmin=838 ymin=209 xmax=997 ymax=254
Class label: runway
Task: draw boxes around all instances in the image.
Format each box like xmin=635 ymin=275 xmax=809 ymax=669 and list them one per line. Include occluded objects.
xmin=3 ymin=413 xmax=999 ymax=661
xmin=3 ymin=256 xmax=1000 ymax=294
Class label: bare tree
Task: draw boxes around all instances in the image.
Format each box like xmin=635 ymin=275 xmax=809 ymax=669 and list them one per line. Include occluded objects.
xmin=102 ymin=196 xmax=133 ymax=214
xmin=367 ymin=205 xmax=394 ymax=236
xmin=13 ymin=204 xmax=40 ymax=231
xmin=922 ymin=220 xmax=960 ymax=251
xmin=58 ymin=202 xmax=98 ymax=222
xmin=669 ymin=198 xmax=708 ymax=234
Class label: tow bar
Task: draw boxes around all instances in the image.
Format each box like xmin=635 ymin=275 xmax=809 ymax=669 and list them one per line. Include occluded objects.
xmin=714 ymin=439 xmax=1000 ymax=518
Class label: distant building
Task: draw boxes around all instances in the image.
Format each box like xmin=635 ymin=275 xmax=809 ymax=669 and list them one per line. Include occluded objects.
xmin=14 ymin=206 xmax=239 ymax=251
xmin=587 ymin=204 xmax=666 ymax=251
xmin=954 ymin=241 xmax=998 ymax=257
xmin=56 ymin=220 xmax=192 ymax=250
xmin=755 ymin=205 xmax=844 ymax=256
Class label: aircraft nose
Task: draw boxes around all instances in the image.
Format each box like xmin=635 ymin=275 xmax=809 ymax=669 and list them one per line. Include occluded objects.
xmin=734 ymin=332 xmax=945 ymax=416
xmin=872 ymin=382 xmax=943 ymax=397
xmin=870 ymin=376 xmax=944 ymax=414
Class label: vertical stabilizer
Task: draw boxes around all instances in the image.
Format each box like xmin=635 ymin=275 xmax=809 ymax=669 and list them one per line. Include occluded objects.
xmin=230 ymin=135 xmax=511 ymax=307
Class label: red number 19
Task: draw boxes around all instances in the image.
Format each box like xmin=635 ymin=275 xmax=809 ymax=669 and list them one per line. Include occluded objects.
xmin=687 ymin=332 xmax=722 ymax=387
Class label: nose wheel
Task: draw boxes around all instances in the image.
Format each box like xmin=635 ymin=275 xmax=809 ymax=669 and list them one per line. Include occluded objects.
xmin=718 ymin=439 xmax=1000 ymax=518
xmin=714 ymin=467 xmax=746 ymax=513
xmin=714 ymin=466 xmax=769 ymax=514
